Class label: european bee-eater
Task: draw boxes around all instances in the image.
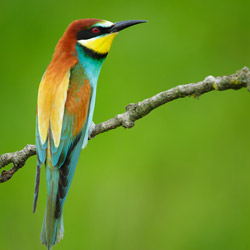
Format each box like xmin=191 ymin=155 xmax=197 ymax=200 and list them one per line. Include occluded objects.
xmin=33 ymin=18 xmax=146 ymax=249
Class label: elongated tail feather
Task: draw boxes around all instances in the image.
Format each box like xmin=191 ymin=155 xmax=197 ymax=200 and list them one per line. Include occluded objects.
xmin=41 ymin=213 xmax=64 ymax=250
xmin=41 ymin=164 xmax=64 ymax=249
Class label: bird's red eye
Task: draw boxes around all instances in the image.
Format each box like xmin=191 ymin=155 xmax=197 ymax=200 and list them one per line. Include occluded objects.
xmin=92 ymin=27 xmax=100 ymax=33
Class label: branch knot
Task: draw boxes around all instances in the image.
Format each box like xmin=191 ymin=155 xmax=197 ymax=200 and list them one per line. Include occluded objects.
xmin=116 ymin=113 xmax=135 ymax=129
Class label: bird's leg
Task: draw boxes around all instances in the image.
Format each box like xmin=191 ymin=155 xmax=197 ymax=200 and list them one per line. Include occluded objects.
xmin=88 ymin=122 xmax=96 ymax=140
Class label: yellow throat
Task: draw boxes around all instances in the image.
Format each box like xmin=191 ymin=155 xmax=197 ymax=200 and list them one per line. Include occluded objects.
xmin=78 ymin=33 xmax=117 ymax=54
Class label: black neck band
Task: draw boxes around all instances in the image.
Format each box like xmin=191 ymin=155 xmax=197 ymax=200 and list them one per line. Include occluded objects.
xmin=80 ymin=44 xmax=108 ymax=60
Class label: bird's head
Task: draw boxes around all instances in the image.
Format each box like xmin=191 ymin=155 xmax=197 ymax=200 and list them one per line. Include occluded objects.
xmin=57 ymin=19 xmax=147 ymax=60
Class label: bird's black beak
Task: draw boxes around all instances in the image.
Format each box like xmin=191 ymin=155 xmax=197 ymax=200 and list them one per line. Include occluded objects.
xmin=110 ymin=20 xmax=147 ymax=33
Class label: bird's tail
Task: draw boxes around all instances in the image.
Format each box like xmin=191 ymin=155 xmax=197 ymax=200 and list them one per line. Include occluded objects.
xmin=41 ymin=165 xmax=64 ymax=250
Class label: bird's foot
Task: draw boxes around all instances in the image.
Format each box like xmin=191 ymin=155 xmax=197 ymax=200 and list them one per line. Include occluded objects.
xmin=88 ymin=122 xmax=96 ymax=140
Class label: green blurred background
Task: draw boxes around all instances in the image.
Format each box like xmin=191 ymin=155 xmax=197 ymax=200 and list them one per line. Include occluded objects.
xmin=1 ymin=0 xmax=250 ymax=249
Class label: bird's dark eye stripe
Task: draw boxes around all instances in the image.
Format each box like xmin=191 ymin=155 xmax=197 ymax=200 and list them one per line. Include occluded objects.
xmin=77 ymin=27 xmax=111 ymax=40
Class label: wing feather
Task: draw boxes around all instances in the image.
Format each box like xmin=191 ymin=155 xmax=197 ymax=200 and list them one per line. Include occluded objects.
xmin=50 ymin=71 xmax=70 ymax=147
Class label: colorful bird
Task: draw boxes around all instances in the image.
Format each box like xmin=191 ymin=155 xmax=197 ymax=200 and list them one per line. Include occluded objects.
xmin=33 ymin=19 xmax=146 ymax=249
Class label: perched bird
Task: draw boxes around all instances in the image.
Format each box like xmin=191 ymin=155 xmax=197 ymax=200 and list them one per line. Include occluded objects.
xmin=33 ymin=18 xmax=146 ymax=249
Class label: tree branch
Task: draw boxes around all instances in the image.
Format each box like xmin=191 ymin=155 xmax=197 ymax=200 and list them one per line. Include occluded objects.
xmin=0 ymin=144 xmax=36 ymax=183
xmin=1 ymin=67 xmax=249 ymax=183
